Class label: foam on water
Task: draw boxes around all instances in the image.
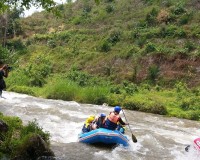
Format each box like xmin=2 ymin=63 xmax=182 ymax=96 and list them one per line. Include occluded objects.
xmin=1 ymin=91 xmax=200 ymax=160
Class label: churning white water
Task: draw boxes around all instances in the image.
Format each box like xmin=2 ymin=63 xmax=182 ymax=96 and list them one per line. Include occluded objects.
xmin=0 ymin=91 xmax=200 ymax=160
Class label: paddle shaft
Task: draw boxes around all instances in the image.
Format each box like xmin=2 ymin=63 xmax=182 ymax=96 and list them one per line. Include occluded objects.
xmin=122 ymin=109 xmax=137 ymax=143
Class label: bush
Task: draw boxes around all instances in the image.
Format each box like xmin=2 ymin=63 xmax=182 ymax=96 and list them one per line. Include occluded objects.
xmin=145 ymin=8 xmax=158 ymax=26
xmin=47 ymin=39 xmax=56 ymax=48
xmin=23 ymin=55 xmax=52 ymax=87
xmin=105 ymin=5 xmax=114 ymax=13
xmin=159 ymin=25 xmax=177 ymax=37
xmin=149 ymin=103 xmax=167 ymax=115
xmin=179 ymin=13 xmax=193 ymax=25
xmin=136 ymin=37 xmax=146 ymax=48
xmin=145 ymin=42 xmax=157 ymax=53
xmin=147 ymin=64 xmax=160 ymax=83
xmin=184 ymin=41 xmax=196 ymax=52
xmin=20 ymin=120 xmax=50 ymax=143
xmin=108 ymin=30 xmax=121 ymax=45
xmin=172 ymin=5 xmax=186 ymax=15
xmin=99 ymin=39 xmax=111 ymax=52
xmin=0 ymin=46 xmax=10 ymax=62
xmin=6 ymin=39 xmax=26 ymax=51
xmin=67 ymin=68 xmax=92 ymax=86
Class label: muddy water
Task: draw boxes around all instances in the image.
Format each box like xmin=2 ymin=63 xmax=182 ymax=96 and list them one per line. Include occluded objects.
xmin=0 ymin=91 xmax=200 ymax=160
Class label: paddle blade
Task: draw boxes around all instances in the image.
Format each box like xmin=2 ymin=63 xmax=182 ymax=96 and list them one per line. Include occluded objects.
xmin=132 ymin=134 xmax=137 ymax=143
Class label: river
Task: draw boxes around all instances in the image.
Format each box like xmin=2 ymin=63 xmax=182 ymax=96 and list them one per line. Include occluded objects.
xmin=0 ymin=91 xmax=200 ymax=160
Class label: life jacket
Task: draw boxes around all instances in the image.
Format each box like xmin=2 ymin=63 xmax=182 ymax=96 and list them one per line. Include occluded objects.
xmin=105 ymin=112 xmax=120 ymax=130
xmin=194 ymin=138 xmax=200 ymax=151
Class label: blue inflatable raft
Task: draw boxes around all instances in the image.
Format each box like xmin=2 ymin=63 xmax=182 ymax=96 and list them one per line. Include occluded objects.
xmin=78 ymin=128 xmax=129 ymax=146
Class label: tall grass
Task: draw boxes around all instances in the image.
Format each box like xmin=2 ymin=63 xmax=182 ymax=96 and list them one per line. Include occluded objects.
xmin=42 ymin=77 xmax=110 ymax=104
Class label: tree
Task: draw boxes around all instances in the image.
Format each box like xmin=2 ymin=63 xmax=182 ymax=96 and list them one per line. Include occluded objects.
xmin=0 ymin=0 xmax=56 ymax=13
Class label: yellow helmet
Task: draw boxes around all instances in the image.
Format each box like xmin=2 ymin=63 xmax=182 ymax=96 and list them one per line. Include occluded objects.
xmin=86 ymin=115 xmax=95 ymax=123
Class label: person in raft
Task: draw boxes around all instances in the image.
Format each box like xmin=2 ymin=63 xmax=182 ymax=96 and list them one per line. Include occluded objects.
xmin=92 ymin=113 xmax=106 ymax=130
xmin=104 ymin=106 xmax=128 ymax=130
xmin=82 ymin=115 xmax=95 ymax=133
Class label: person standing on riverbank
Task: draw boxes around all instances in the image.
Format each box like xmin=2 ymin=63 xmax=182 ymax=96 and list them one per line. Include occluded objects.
xmin=0 ymin=64 xmax=9 ymax=97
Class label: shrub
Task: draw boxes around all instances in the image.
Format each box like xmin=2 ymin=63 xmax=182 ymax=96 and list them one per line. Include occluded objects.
xmin=149 ymin=103 xmax=167 ymax=115
xmin=136 ymin=37 xmax=146 ymax=48
xmin=172 ymin=5 xmax=186 ymax=15
xmin=159 ymin=25 xmax=177 ymax=37
xmin=47 ymin=39 xmax=56 ymax=48
xmin=105 ymin=5 xmax=114 ymax=13
xmin=6 ymin=39 xmax=26 ymax=51
xmin=176 ymin=28 xmax=186 ymax=38
xmin=179 ymin=13 xmax=193 ymax=25
xmin=67 ymin=69 xmax=91 ymax=86
xmin=145 ymin=42 xmax=157 ymax=53
xmin=121 ymin=46 xmax=139 ymax=59
xmin=99 ymin=39 xmax=111 ymax=52
xmin=131 ymin=29 xmax=140 ymax=40
xmin=145 ymin=8 xmax=158 ymax=26
xmin=186 ymin=111 xmax=200 ymax=121
xmin=110 ymin=86 xmax=121 ymax=94
xmin=184 ymin=41 xmax=196 ymax=52
xmin=124 ymin=97 xmax=167 ymax=115
xmin=122 ymin=81 xmax=138 ymax=95
xmin=108 ymin=30 xmax=121 ymax=45
xmin=72 ymin=16 xmax=82 ymax=25
xmin=0 ymin=46 xmax=10 ymax=62
xmin=20 ymin=120 xmax=50 ymax=143
xmin=147 ymin=64 xmax=160 ymax=83
xmin=24 ymin=55 xmax=52 ymax=87
xmin=83 ymin=5 xmax=92 ymax=13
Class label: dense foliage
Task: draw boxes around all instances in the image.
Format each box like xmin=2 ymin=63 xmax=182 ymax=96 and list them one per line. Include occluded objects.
xmin=0 ymin=113 xmax=50 ymax=159
xmin=1 ymin=0 xmax=200 ymax=120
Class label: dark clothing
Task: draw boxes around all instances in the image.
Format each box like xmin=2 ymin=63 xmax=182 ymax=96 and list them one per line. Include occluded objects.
xmin=95 ymin=117 xmax=105 ymax=129
xmin=105 ymin=118 xmax=125 ymax=130
xmin=82 ymin=124 xmax=91 ymax=133
xmin=105 ymin=115 xmax=126 ymax=130
xmin=0 ymin=70 xmax=6 ymax=90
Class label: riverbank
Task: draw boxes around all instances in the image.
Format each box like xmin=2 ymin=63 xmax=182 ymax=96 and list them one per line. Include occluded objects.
xmin=0 ymin=112 xmax=54 ymax=159
xmin=6 ymin=75 xmax=200 ymax=121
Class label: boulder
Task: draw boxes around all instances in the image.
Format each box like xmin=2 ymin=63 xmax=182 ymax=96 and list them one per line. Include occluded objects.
xmin=12 ymin=134 xmax=55 ymax=160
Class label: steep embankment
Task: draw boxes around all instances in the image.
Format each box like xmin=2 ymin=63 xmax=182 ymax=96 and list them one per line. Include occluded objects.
xmin=16 ymin=0 xmax=200 ymax=86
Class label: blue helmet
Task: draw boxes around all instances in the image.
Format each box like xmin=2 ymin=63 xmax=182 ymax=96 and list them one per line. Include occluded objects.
xmin=114 ymin=106 xmax=121 ymax=113
xmin=100 ymin=113 xmax=106 ymax=117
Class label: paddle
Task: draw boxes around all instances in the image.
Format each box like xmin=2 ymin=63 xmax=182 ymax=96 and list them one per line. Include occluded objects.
xmin=121 ymin=109 xmax=137 ymax=143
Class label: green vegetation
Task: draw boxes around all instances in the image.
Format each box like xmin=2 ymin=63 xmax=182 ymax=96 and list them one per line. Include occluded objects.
xmin=0 ymin=113 xmax=50 ymax=159
xmin=1 ymin=0 xmax=200 ymax=121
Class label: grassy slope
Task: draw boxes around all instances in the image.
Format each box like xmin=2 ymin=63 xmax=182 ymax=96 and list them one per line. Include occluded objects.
xmin=5 ymin=0 xmax=200 ymax=120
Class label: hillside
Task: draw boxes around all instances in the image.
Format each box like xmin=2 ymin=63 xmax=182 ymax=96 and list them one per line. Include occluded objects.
xmin=16 ymin=0 xmax=200 ymax=86
xmin=2 ymin=0 xmax=200 ymax=120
